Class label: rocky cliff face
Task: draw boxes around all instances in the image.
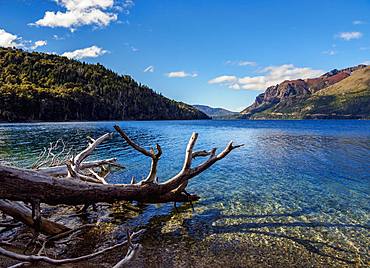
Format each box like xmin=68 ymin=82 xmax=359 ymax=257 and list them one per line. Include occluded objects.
xmin=241 ymin=65 xmax=367 ymax=118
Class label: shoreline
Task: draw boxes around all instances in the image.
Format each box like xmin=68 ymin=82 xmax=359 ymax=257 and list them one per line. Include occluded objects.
xmin=1 ymin=202 xmax=367 ymax=267
xmin=0 ymin=118 xmax=369 ymax=125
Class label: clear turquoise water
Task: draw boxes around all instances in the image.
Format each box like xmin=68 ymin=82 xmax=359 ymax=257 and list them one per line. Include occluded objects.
xmin=0 ymin=120 xmax=369 ymax=267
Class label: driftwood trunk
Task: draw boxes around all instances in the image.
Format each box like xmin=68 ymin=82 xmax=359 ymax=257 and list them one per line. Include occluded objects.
xmin=0 ymin=126 xmax=241 ymax=206
xmin=0 ymin=165 xmax=199 ymax=204
xmin=0 ymin=200 xmax=69 ymax=235
xmin=0 ymin=125 xmax=242 ymax=266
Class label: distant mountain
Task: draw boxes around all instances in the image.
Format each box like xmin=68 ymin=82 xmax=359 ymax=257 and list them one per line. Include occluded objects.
xmin=193 ymin=105 xmax=238 ymax=118
xmin=241 ymin=65 xmax=370 ymax=119
xmin=0 ymin=47 xmax=209 ymax=122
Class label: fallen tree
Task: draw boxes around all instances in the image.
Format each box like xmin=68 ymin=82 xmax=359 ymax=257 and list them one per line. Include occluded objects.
xmin=0 ymin=200 xmax=69 ymax=236
xmin=0 ymin=124 xmax=242 ymax=266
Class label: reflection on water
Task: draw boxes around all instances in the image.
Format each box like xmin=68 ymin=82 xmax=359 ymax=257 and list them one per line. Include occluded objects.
xmin=0 ymin=120 xmax=369 ymax=267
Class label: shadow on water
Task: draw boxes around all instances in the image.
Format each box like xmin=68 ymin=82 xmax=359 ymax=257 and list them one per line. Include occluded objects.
xmin=35 ymin=193 xmax=370 ymax=266
xmin=134 ymin=205 xmax=369 ymax=265
xmin=189 ymin=208 xmax=370 ymax=264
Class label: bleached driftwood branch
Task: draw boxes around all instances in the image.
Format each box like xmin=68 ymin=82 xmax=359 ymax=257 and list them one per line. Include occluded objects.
xmin=31 ymin=139 xmax=71 ymax=169
xmin=112 ymin=229 xmax=143 ymax=268
xmin=37 ymin=158 xmax=123 ymax=176
xmin=0 ymin=126 xmax=242 ymax=205
xmin=0 ymin=125 xmax=242 ymax=266
xmin=66 ymin=132 xmax=114 ymax=183
xmin=0 ymin=200 xmax=69 ymax=235
xmin=114 ymin=126 xmax=162 ymax=183
xmin=0 ymin=229 xmax=144 ymax=266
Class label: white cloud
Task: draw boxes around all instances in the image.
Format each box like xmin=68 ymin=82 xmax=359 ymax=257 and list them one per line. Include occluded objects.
xmin=62 ymin=45 xmax=107 ymax=59
xmin=32 ymin=40 xmax=47 ymax=49
xmin=362 ymin=61 xmax=370 ymax=65
xmin=209 ymin=75 xmax=237 ymax=84
xmin=124 ymin=42 xmax=139 ymax=52
xmin=337 ymin=31 xmax=363 ymax=41
xmin=118 ymin=0 xmax=134 ymax=14
xmin=322 ymin=50 xmax=337 ymax=56
xmin=53 ymin=34 xmax=64 ymax=40
xmin=353 ymin=20 xmax=366 ymax=25
xmin=34 ymin=9 xmax=117 ymax=30
xmin=209 ymin=64 xmax=324 ymax=91
xmin=226 ymin=60 xmax=256 ymax=66
xmin=166 ymin=71 xmax=198 ymax=78
xmin=58 ymin=0 xmax=114 ymax=10
xmin=0 ymin=28 xmax=47 ymax=50
xmin=238 ymin=61 xmax=257 ymax=66
xmin=144 ymin=65 xmax=154 ymax=73
xmin=32 ymin=0 xmax=134 ymax=30
xmin=0 ymin=29 xmax=22 ymax=48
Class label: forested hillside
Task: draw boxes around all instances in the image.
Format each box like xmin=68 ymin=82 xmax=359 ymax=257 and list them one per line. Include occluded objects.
xmin=0 ymin=47 xmax=208 ymax=122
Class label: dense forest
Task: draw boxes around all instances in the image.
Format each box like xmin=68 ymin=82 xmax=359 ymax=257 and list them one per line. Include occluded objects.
xmin=0 ymin=47 xmax=208 ymax=122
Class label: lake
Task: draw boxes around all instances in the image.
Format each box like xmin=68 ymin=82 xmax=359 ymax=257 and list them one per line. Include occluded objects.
xmin=0 ymin=120 xmax=369 ymax=267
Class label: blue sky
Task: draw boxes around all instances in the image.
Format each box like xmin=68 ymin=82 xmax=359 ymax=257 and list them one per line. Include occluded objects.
xmin=0 ymin=0 xmax=369 ymax=111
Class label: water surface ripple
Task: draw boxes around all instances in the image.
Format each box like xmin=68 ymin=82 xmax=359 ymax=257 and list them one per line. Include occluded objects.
xmin=0 ymin=120 xmax=369 ymax=267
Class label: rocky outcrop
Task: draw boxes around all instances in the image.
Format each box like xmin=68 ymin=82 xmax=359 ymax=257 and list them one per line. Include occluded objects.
xmin=241 ymin=65 xmax=367 ymax=118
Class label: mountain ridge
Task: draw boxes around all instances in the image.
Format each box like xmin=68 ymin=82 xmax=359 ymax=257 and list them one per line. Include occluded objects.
xmin=193 ymin=105 xmax=238 ymax=118
xmin=241 ymin=64 xmax=369 ymax=119
xmin=0 ymin=47 xmax=209 ymax=122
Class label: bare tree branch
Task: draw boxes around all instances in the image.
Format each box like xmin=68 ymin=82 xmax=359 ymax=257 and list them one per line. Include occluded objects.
xmin=88 ymin=168 xmax=108 ymax=184
xmin=113 ymin=126 xmax=153 ymax=157
xmin=7 ymin=262 xmax=31 ymax=268
xmin=31 ymin=139 xmax=72 ymax=169
xmin=160 ymin=137 xmax=243 ymax=194
xmin=114 ymin=125 xmax=162 ymax=184
xmin=192 ymin=148 xmax=217 ymax=159
xmin=190 ymin=142 xmax=244 ymax=177
xmin=37 ymin=158 xmax=123 ymax=177
xmin=0 ymin=229 xmax=144 ymax=265
xmin=0 ymin=200 xmax=69 ymax=235
xmin=182 ymin=132 xmax=198 ymax=171
xmin=112 ymin=230 xmax=143 ymax=268
xmin=67 ymin=133 xmax=114 ymax=179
